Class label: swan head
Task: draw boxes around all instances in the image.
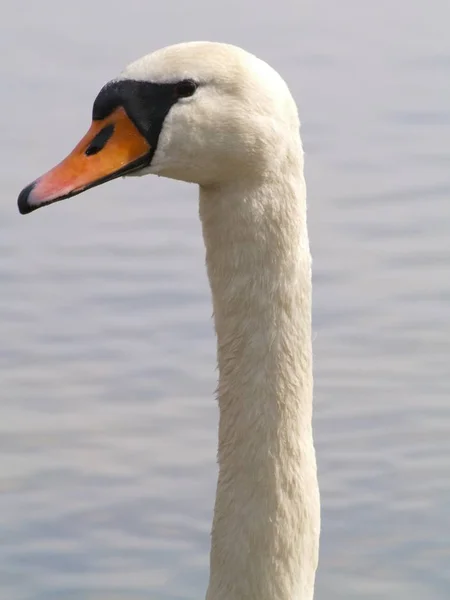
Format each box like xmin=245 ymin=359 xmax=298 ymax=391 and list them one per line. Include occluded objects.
xmin=18 ymin=41 xmax=300 ymax=215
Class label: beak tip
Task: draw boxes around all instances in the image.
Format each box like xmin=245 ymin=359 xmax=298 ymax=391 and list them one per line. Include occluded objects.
xmin=17 ymin=182 xmax=37 ymax=215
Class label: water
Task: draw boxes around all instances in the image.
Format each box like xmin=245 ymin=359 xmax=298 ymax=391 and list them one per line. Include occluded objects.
xmin=1 ymin=1 xmax=449 ymax=598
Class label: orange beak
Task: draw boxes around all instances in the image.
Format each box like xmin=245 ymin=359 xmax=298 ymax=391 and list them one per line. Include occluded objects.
xmin=18 ymin=107 xmax=151 ymax=214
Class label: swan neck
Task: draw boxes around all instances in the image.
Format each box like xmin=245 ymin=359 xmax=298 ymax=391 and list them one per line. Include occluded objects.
xmin=199 ymin=171 xmax=320 ymax=600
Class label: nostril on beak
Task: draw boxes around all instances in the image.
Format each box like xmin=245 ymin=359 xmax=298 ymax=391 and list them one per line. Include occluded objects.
xmin=85 ymin=123 xmax=115 ymax=156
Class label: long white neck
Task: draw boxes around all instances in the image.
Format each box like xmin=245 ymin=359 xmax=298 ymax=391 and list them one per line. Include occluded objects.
xmin=199 ymin=153 xmax=320 ymax=600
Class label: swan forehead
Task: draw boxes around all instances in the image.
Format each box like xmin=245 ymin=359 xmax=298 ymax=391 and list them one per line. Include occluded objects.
xmin=120 ymin=41 xmax=285 ymax=93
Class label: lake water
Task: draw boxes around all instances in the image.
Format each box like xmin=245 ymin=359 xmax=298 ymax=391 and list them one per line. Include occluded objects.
xmin=1 ymin=1 xmax=449 ymax=598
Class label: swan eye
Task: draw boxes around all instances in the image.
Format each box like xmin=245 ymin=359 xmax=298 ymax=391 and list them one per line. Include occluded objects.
xmin=174 ymin=79 xmax=197 ymax=99
xmin=85 ymin=124 xmax=115 ymax=156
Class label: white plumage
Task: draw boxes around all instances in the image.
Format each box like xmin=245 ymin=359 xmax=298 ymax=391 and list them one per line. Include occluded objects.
xmin=126 ymin=42 xmax=321 ymax=600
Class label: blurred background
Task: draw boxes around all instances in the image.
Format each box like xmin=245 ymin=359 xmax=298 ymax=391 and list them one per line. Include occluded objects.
xmin=1 ymin=0 xmax=449 ymax=598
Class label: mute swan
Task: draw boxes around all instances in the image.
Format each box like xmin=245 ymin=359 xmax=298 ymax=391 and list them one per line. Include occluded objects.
xmin=18 ymin=41 xmax=320 ymax=600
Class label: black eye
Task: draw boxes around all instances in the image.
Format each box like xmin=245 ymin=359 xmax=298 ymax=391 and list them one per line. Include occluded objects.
xmin=174 ymin=79 xmax=197 ymax=99
xmin=85 ymin=124 xmax=115 ymax=156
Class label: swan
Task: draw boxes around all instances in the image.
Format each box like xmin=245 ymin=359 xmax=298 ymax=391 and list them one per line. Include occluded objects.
xmin=17 ymin=41 xmax=320 ymax=600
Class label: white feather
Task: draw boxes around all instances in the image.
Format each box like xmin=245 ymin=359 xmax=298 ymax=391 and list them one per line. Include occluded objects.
xmin=123 ymin=41 xmax=320 ymax=600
